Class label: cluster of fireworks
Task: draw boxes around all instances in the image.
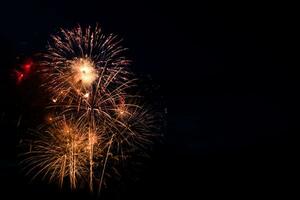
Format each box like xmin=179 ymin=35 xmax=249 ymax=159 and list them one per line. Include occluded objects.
xmin=20 ymin=24 xmax=162 ymax=194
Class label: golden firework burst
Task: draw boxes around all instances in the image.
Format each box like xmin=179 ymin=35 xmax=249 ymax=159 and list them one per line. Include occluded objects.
xmin=20 ymin=24 xmax=162 ymax=195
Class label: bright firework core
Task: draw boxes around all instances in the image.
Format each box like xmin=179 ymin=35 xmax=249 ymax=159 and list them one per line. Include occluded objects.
xmin=71 ymin=58 xmax=97 ymax=87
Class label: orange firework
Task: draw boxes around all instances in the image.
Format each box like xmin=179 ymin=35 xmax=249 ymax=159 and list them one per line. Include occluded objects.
xmin=20 ymin=24 xmax=162 ymax=195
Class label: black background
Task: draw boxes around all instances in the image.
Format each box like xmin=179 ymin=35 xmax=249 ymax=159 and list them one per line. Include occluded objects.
xmin=0 ymin=1 xmax=291 ymax=199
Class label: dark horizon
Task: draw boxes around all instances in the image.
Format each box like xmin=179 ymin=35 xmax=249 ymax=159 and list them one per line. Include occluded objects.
xmin=0 ymin=1 xmax=291 ymax=199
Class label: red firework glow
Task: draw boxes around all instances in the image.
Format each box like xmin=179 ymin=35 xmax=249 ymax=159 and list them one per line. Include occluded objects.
xmin=15 ymin=58 xmax=33 ymax=84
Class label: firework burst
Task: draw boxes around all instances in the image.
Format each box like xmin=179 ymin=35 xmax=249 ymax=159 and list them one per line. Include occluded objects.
xmin=20 ymin=24 xmax=162 ymax=194
xmin=40 ymin=24 xmax=130 ymax=98
xmin=21 ymin=118 xmax=92 ymax=189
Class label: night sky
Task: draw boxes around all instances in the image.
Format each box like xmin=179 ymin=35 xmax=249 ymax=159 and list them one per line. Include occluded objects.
xmin=0 ymin=1 xmax=291 ymax=199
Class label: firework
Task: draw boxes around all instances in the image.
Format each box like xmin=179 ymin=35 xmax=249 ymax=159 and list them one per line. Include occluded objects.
xmin=20 ymin=24 xmax=162 ymax=194
xmin=40 ymin=24 xmax=130 ymax=99
xmin=21 ymin=118 xmax=92 ymax=189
